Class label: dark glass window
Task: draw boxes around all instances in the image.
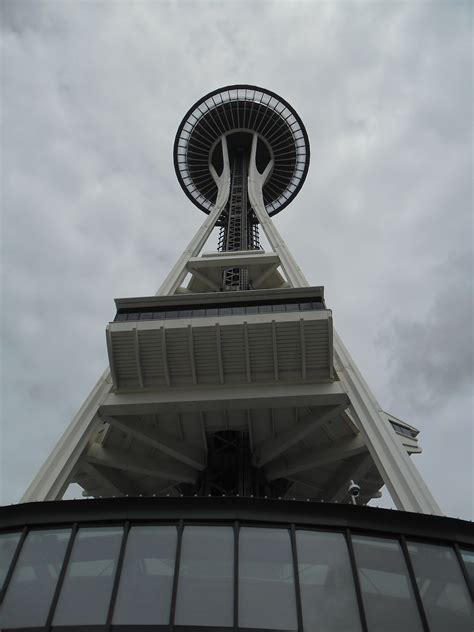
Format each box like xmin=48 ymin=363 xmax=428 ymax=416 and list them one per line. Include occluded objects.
xmin=285 ymin=303 xmax=299 ymax=312
xmin=205 ymin=307 xmax=218 ymax=316
xmin=232 ymin=306 xmax=245 ymax=315
xmin=245 ymin=305 xmax=259 ymax=315
xmin=1 ymin=529 xmax=71 ymax=628
xmin=175 ymin=526 xmax=234 ymax=627
xmin=408 ymin=541 xmax=473 ymax=632
xmin=296 ymin=530 xmax=362 ymax=632
xmin=352 ymin=535 xmax=423 ymax=632
xmin=113 ymin=526 xmax=177 ymax=625
xmin=115 ymin=312 xmax=127 ymax=322
xmin=153 ymin=311 xmax=166 ymax=319
xmin=164 ymin=311 xmax=176 ymax=319
xmin=239 ymin=527 xmax=297 ymax=630
xmin=311 ymin=301 xmax=324 ymax=310
xmin=192 ymin=308 xmax=206 ymax=317
xmin=299 ymin=302 xmax=313 ymax=311
xmin=460 ymin=548 xmax=474 ymax=590
xmin=219 ymin=306 xmax=232 ymax=316
xmin=179 ymin=309 xmax=191 ymax=318
xmin=272 ymin=303 xmax=285 ymax=312
xmin=127 ymin=312 xmax=139 ymax=321
xmin=0 ymin=531 xmax=21 ymax=591
xmin=139 ymin=312 xmax=153 ymax=321
xmin=52 ymin=527 xmax=123 ymax=625
xmin=258 ymin=305 xmax=272 ymax=313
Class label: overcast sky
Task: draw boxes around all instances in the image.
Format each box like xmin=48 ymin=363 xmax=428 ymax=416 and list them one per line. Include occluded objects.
xmin=1 ymin=0 xmax=472 ymax=519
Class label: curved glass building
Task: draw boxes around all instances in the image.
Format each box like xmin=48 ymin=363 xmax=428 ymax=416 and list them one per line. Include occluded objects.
xmin=2 ymin=86 xmax=472 ymax=630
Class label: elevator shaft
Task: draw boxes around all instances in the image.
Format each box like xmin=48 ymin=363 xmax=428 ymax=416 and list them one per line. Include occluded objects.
xmin=219 ymin=150 xmax=260 ymax=290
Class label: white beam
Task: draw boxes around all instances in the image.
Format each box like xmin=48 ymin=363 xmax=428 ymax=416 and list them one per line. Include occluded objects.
xmin=265 ymin=434 xmax=368 ymax=481
xmin=21 ymin=370 xmax=113 ymax=502
xmin=253 ymin=403 xmax=347 ymax=468
xmin=85 ymin=443 xmax=197 ymax=483
xmin=158 ymin=135 xmax=231 ymax=296
xmin=252 ymin=262 xmax=279 ymax=289
xmin=186 ymin=267 xmax=221 ymax=292
xmin=101 ymin=381 xmax=350 ymax=416
xmin=102 ymin=415 xmax=207 ymax=470
xmin=245 ymin=177 xmax=441 ymax=514
xmin=80 ymin=462 xmax=137 ymax=497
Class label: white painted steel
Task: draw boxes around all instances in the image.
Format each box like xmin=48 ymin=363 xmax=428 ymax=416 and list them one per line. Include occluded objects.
xmin=24 ymin=127 xmax=441 ymax=514
xmin=21 ymin=138 xmax=232 ymax=502
xmin=20 ymin=369 xmax=113 ymax=502
xmin=248 ymin=133 xmax=440 ymax=513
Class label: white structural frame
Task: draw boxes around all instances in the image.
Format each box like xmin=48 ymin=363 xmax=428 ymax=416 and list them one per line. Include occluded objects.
xmin=22 ymin=132 xmax=441 ymax=515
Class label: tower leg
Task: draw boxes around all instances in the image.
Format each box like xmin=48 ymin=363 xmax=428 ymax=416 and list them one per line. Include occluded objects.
xmin=21 ymin=369 xmax=113 ymax=502
xmin=21 ymin=147 xmax=233 ymax=502
xmin=248 ymin=136 xmax=441 ymax=515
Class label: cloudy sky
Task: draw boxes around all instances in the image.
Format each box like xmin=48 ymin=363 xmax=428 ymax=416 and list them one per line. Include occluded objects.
xmin=1 ymin=0 xmax=472 ymax=519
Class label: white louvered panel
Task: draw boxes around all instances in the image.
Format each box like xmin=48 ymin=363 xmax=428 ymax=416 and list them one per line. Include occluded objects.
xmin=248 ymin=323 xmax=273 ymax=378
xmin=165 ymin=329 xmax=192 ymax=382
xmin=304 ymin=319 xmax=330 ymax=376
xmin=110 ymin=331 xmax=140 ymax=388
xmin=193 ymin=327 xmax=219 ymax=382
xmin=137 ymin=330 xmax=166 ymax=387
xmin=221 ymin=327 xmax=246 ymax=381
xmin=275 ymin=322 xmax=300 ymax=373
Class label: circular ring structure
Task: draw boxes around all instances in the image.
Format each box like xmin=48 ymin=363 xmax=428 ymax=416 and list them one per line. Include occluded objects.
xmin=174 ymin=85 xmax=310 ymax=216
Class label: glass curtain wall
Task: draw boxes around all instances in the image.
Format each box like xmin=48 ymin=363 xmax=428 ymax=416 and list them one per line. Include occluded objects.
xmin=1 ymin=524 xmax=473 ymax=631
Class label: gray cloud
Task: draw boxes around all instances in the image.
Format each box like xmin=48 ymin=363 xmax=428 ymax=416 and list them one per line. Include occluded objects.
xmin=1 ymin=0 xmax=472 ymax=518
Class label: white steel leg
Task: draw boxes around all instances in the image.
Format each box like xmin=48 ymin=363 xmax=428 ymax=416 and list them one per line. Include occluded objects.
xmin=247 ymin=135 xmax=441 ymax=515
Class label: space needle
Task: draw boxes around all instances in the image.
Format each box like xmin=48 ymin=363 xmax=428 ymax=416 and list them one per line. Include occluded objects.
xmin=1 ymin=85 xmax=472 ymax=631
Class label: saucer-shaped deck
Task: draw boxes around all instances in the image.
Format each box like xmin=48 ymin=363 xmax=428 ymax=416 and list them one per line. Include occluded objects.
xmin=174 ymin=85 xmax=310 ymax=216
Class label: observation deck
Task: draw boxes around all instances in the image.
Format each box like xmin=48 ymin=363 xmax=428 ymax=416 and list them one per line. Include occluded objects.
xmin=174 ymin=85 xmax=310 ymax=216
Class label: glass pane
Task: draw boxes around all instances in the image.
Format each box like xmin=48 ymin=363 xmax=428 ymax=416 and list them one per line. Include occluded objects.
xmin=245 ymin=305 xmax=258 ymax=315
xmin=285 ymin=303 xmax=299 ymax=312
xmin=460 ymin=548 xmax=474 ymax=590
xmin=352 ymin=535 xmax=423 ymax=632
xmin=113 ymin=526 xmax=177 ymax=625
xmin=52 ymin=527 xmax=123 ymax=625
xmin=205 ymin=307 xmax=218 ymax=316
xmin=239 ymin=527 xmax=297 ymax=630
xmin=192 ymin=308 xmax=206 ymax=317
xmin=153 ymin=311 xmax=166 ymax=319
xmin=219 ymin=307 xmax=232 ymax=316
xmin=408 ymin=541 xmax=474 ymax=632
xmin=258 ymin=305 xmax=272 ymax=313
xmin=232 ymin=306 xmax=245 ymax=315
xmin=175 ymin=526 xmax=233 ymax=627
xmin=296 ymin=530 xmax=362 ymax=632
xmin=0 ymin=531 xmax=21 ymax=590
xmin=127 ymin=312 xmax=139 ymax=321
xmin=115 ymin=312 xmax=127 ymax=322
xmin=298 ymin=302 xmax=312 ymax=311
xmin=1 ymin=529 xmax=71 ymax=628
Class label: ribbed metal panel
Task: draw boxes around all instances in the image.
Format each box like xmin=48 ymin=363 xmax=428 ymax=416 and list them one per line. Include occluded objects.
xmin=108 ymin=313 xmax=333 ymax=390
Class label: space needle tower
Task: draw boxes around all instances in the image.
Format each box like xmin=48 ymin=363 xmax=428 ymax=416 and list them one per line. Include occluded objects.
xmin=1 ymin=86 xmax=472 ymax=631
